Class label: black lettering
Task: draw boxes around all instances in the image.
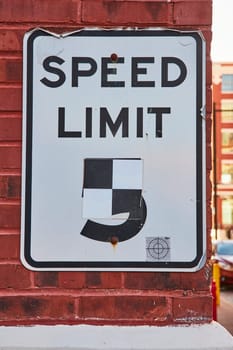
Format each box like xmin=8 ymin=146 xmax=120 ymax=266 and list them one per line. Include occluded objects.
xmin=161 ymin=57 xmax=187 ymax=87
xmin=132 ymin=57 xmax=155 ymax=87
xmin=100 ymin=108 xmax=129 ymax=137
xmin=40 ymin=56 xmax=65 ymax=88
xmin=147 ymin=107 xmax=171 ymax=137
xmin=137 ymin=107 xmax=143 ymax=137
xmin=85 ymin=108 xmax=92 ymax=138
xmin=72 ymin=57 xmax=97 ymax=87
xmin=101 ymin=57 xmax=125 ymax=87
xmin=58 ymin=107 xmax=82 ymax=137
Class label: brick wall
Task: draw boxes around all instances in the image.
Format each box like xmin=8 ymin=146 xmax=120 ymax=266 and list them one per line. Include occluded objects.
xmin=0 ymin=0 xmax=212 ymax=326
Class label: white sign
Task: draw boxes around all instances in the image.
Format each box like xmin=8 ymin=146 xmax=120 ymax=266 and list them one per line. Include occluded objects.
xmin=21 ymin=28 xmax=206 ymax=271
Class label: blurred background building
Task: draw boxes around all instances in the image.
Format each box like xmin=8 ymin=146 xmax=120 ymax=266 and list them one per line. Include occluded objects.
xmin=212 ymin=62 xmax=233 ymax=239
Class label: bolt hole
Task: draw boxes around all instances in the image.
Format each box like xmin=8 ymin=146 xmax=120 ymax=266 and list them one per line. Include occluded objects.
xmin=110 ymin=53 xmax=118 ymax=62
xmin=110 ymin=236 xmax=119 ymax=246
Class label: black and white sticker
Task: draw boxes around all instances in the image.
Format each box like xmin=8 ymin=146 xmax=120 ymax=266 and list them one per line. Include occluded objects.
xmin=81 ymin=158 xmax=147 ymax=242
xmin=146 ymin=237 xmax=171 ymax=261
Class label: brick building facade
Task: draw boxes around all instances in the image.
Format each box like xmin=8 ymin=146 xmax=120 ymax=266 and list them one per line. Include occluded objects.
xmin=0 ymin=0 xmax=212 ymax=328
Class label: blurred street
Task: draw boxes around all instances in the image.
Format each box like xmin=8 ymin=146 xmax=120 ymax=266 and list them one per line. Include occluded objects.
xmin=218 ymin=287 xmax=233 ymax=336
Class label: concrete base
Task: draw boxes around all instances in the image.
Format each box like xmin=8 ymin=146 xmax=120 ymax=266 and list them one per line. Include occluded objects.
xmin=0 ymin=322 xmax=232 ymax=350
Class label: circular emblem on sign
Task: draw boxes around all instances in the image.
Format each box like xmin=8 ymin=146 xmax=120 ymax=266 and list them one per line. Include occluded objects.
xmin=146 ymin=237 xmax=170 ymax=260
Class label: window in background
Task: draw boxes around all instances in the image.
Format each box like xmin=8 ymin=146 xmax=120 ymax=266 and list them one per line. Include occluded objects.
xmin=222 ymin=197 xmax=233 ymax=225
xmin=221 ymin=161 xmax=233 ymax=184
xmin=221 ymin=100 xmax=233 ymax=122
xmin=222 ymin=74 xmax=233 ymax=92
xmin=221 ymin=129 xmax=233 ymax=154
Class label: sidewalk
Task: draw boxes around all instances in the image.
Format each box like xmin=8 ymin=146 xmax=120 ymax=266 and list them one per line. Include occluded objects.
xmin=218 ymin=297 xmax=233 ymax=336
xmin=0 ymin=323 xmax=233 ymax=350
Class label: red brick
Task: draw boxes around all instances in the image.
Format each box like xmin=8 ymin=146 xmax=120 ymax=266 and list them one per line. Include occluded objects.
xmin=0 ymin=204 xmax=20 ymax=229
xmin=202 ymin=30 xmax=212 ymax=64
xmin=0 ymin=295 xmax=75 ymax=322
xmin=205 ymin=117 xmax=212 ymax=145
xmin=0 ymin=87 xmax=22 ymax=112
xmin=79 ymin=295 xmax=171 ymax=323
xmin=0 ymin=59 xmax=22 ymax=83
xmin=0 ymin=0 xmax=212 ymax=328
xmin=180 ymin=269 xmax=211 ymax=291
xmin=124 ymin=272 xmax=181 ymax=290
xmin=0 ymin=234 xmax=19 ymax=260
xmin=59 ymin=272 xmax=122 ymax=289
xmin=86 ymin=272 xmax=122 ymax=289
xmin=206 ymin=86 xmax=212 ymax=114
xmin=100 ymin=272 xmax=123 ymax=289
xmin=0 ymin=0 xmax=79 ymax=23
xmin=206 ymin=206 xmax=213 ymax=235
xmin=206 ymin=176 xmax=212 ymax=202
xmin=173 ymin=295 xmax=212 ymax=323
xmin=206 ymin=144 xmax=212 ymax=171
xmin=173 ymin=1 xmax=212 ymax=25
xmin=206 ymin=59 xmax=212 ymax=87
xmin=82 ymin=0 xmax=172 ymax=25
xmin=0 ymin=117 xmax=22 ymax=141
xmin=0 ymin=175 xmax=21 ymax=199
xmin=0 ymin=146 xmax=21 ymax=169
xmin=0 ymin=29 xmax=23 ymax=52
xmin=34 ymin=272 xmax=58 ymax=287
xmin=0 ymin=177 xmax=8 ymax=197
xmin=0 ymin=264 xmax=31 ymax=289
xmin=124 ymin=270 xmax=210 ymax=291
xmin=85 ymin=272 xmax=101 ymax=287
xmin=6 ymin=175 xmax=21 ymax=198
xmin=206 ymin=242 xmax=212 ymax=261
xmin=115 ymin=296 xmax=171 ymax=322
xmin=59 ymin=272 xmax=86 ymax=289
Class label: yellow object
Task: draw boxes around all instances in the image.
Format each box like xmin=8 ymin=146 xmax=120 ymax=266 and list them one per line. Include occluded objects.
xmin=213 ymin=263 xmax=221 ymax=305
